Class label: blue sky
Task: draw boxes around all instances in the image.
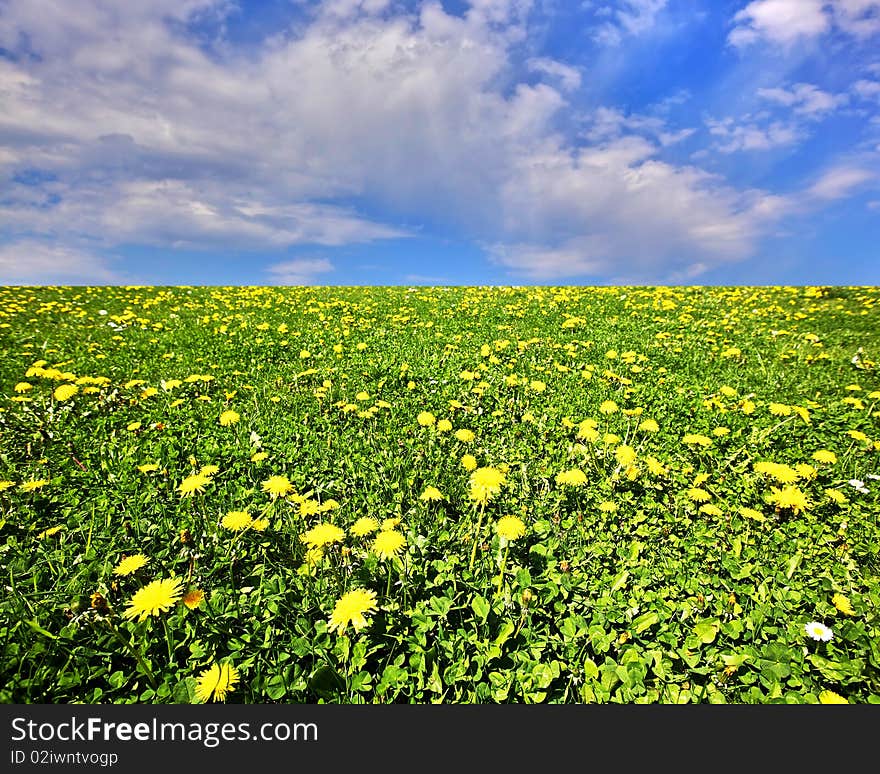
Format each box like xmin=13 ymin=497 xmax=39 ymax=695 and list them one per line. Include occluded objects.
xmin=0 ymin=0 xmax=878 ymax=286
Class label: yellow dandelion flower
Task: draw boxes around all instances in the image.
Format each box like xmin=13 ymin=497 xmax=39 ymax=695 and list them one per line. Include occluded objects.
xmin=614 ymin=444 xmax=637 ymax=467
xmin=355 ymin=391 xmax=370 ymax=401
xmin=638 ymin=418 xmax=659 ymax=433
xmin=381 ymin=516 xmax=402 ymax=531
xmin=126 ymin=421 xmax=142 ymax=432
xmin=825 ymin=489 xmax=848 ymax=505
xmin=686 ymin=487 xmax=712 ymax=503
xmin=20 ymin=479 xmax=50 ymax=492
xmin=36 ymin=525 xmax=63 ymax=538
xmin=251 ymin=451 xmax=268 ymax=462
xmin=599 ymin=501 xmax=617 ymax=513
xmin=53 ymin=384 xmax=78 ymax=401
xmin=741 ymin=399 xmax=755 ymax=415
xmin=454 ymin=428 xmax=475 ymax=442
xmin=122 ymin=577 xmax=183 ymax=622
xmin=221 ymin=511 xmax=253 ymax=531
xmin=739 ymin=506 xmax=766 ymax=522
xmin=113 ymin=554 xmax=149 ymax=576
xmin=754 ymin=461 xmax=799 ymax=484
xmin=327 ymin=588 xmax=378 ymax=635
xmin=14 ymin=382 xmax=32 ymax=393
xmin=350 ymin=517 xmax=379 ymax=537
xmin=420 ymin=486 xmax=444 ymax=502
xmin=469 ymin=466 xmax=506 ymax=503
xmin=645 ymin=456 xmax=667 ymax=476
xmin=262 ymin=475 xmax=294 ymax=498
xmin=682 ymin=433 xmax=712 ymax=447
xmin=555 ymin=468 xmax=587 ymax=487
xmin=436 ymin=418 xmax=453 ymax=432
xmin=599 ymin=400 xmax=618 ymax=415
xmin=0 ymin=480 xmax=15 ymax=492
xmin=795 ymin=463 xmax=817 ymax=481
xmin=195 ymin=662 xmax=239 ymax=703
xmin=496 ymin=515 xmax=526 ymax=541
xmin=812 ymin=450 xmax=837 ymax=464
xmin=768 ymin=485 xmax=810 ymax=514
xmin=832 ymin=593 xmax=855 ymax=616
xmin=178 ymin=473 xmax=210 ymax=497
xmin=846 ymin=430 xmax=870 ymax=444
xmin=417 ymin=411 xmax=436 ymax=427
xmin=251 ymin=518 xmax=269 ymax=531
xmin=372 ymin=530 xmax=406 ymax=560
xmin=818 ymin=690 xmax=848 ymax=704
xmin=699 ymin=503 xmax=723 ymax=516
xmin=300 ymin=522 xmax=345 ymax=550
xmin=183 ymin=589 xmax=205 ymax=610
xmin=219 ymin=410 xmax=240 ymax=426
xmin=461 ymin=453 xmax=478 ymax=472
xmin=768 ymin=402 xmax=791 ymax=416
xmin=137 ymin=463 xmax=159 ymax=474
xmin=199 ymin=465 xmax=219 ymax=477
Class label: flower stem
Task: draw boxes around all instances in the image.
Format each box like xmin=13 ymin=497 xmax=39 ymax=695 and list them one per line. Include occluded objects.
xmin=468 ymin=501 xmax=486 ymax=572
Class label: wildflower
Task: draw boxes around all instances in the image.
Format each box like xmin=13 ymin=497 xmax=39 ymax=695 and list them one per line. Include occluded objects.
xmin=812 ymin=450 xmax=837 ymax=464
xmin=556 ymin=468 xmax=587 ymax=487
xmin=53 ymin=384 xmax=78 ymax=401
xmin=434 ymin=418 xmax=452 ymax=433
xmin=0 ymin=481 xmax=15 ymax=492
xmin=461 ymin=453 xmax=478 ymax=472
xmin=381 ymin=517 xmax=402 ymax=531
xmin=832 ymin=593 xmax=855 ymax=616
xmin=686 ymin=487 xmax=711 ymax=503
xmin=454 ymin=428 xmax=475 ymax=443
xmin=638 ymin=418 xmax=659 ymax=433
xmin=251 ymin=518 xmax=269 ymax=531
xmin=300 ymin=523 xmax=345 ymax=550
xmin=645 ymin=457 xmax=667 ymax=476
xmin=262 ymin=475 xmax=293 ymax=498
xmin=846 ymin=429 xmax=870 ymax=444
xmin=178 ymin=473 xmax=210 ymax=497
xmin=221 ymin=511 xmax=253 ymax=531
xmin=219 ymin=410 xmax=240 ymax=426
xmin=372 ymin=530 xmax=406 ymax=560
xmin=327 ymin=588 xmax=378 ymax=634
xmin=122 ymin=577 xmax=184 ymax=622
xmin=195 ymin=662 xmax=239 ymax=703
xmin=598 ymin=501 xmax=617 ymax=513
xmin=804 ymin=622 xmax=833 ymax=642
xmin=36 ymin=525 xmax=63 ymax=538
xmin=20 ymin=479 xmax=50 ymax=492
xmin=847 ymin=479 xmax=869 ymax=495
xmin=469 ymin=466 xmax=506 ymax=503
xmin=355 ymin=391 xmax=370 ymax=401
xmin=420 ymin=486 xmax=444 ymax=502
xmin=699 ymin=504 xmax=723 ymax=516
xmin=251 ymin=451 xmax=268 ymax=462
xmin=768 ymin=485 xmax=810 ymax=514
xmin=739 ymin=507 xmax=766 ymax=522
xmin=350 ymin=517 xmax=379 ymax=537
xmin=741 ymin=399 xmax=755 ymax=415
xmin=14 ymin=382 xmax=32 ymax=393
xmin=183 ymin=589 xmax=205 ymax=610
xmin=614 ymin=445 xmax=637 ymax=467
xmin=825 ymin=489 xmax=848 ymax=505
xmin=417 ymin=411 xmax=436 ymax=427
xmin=682 ymin=433 xmax=712 ymax=447
xmin=137 ymin=463 xmax=159 ymax=474
xmin=818 ymin=690 xmax=848 ymax=704
xmin=768 ymin=402 xmax=791 ymax=416
xmin=496 ymin=516 xmax=526 ymax=541
xmin=199 ymin=465 xmax=219 ymax=477
xmin=113 ymin=554 xmax=149 ymax=576
xmin=754 ymin=461 xmax=799 ymax=484
xmin=599 ymin=400 xmax=618 ymax=415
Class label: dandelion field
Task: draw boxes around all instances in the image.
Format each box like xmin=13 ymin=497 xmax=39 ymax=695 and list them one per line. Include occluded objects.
xmin=1 ymin=284 xmax=878 ymax=704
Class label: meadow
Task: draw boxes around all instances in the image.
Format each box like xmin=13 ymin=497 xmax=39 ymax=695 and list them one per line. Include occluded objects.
xmin=0 ymin=284 xmax=877 ymax=704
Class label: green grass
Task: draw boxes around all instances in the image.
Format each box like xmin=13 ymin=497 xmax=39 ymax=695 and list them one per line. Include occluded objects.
xmin=0 ymin=284 xmax=878 ymax=703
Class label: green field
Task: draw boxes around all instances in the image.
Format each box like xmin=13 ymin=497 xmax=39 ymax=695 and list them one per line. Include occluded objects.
xmin=0 ymin=284 xmax=878 ymax=704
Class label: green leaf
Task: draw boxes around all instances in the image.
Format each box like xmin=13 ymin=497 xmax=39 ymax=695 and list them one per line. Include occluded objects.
xmin=785 ymin=552 xmax=802 ymax=580
xmin=265 ymin=675 xmax=287 ymax=700
xmin=693 ymin=620 xmax=719 ymax=644
xmin=471 ymin=595 xmax=490 ymax=622
xmin=632 ymin=611 xmax=660 ymax=634
xmin=308 ymin=665 xmax=344 ymax=700
xmin=583 ymin=657 xmax=599 ymax=681
xmin=25 ymin=620 xmax=57 ymax=640
xmin=610 ymin=570 xmax=629 ymax=593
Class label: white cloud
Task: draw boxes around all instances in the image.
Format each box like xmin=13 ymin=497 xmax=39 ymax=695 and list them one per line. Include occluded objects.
xmin=706 ymin=117 xmax=804 ymax=153
xmin=0 ymin=0 xmax=817 ymax=283
xmin=0 ymin=241 xmax=124 ymax=284
xmin=806 ymin=166 xmax=874 ymax=200
xmin=593 ymin=0 xmax=669 ymax=45
xmin=266 ymin=258 xmax=335 ymax=285
xmin=526 ymin=57 xmax=582 ymax=92
xmin=729 ymin=0 xmax=880 ymax=47
xmin=757 ymin=83 xmax=848 ymax=116
xmin=853 ymin=79 xmax=880 ymax=101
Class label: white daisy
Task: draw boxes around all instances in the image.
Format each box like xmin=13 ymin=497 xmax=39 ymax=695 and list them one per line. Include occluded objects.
xmin=804 ymin=621 xmax=833 ymax=642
